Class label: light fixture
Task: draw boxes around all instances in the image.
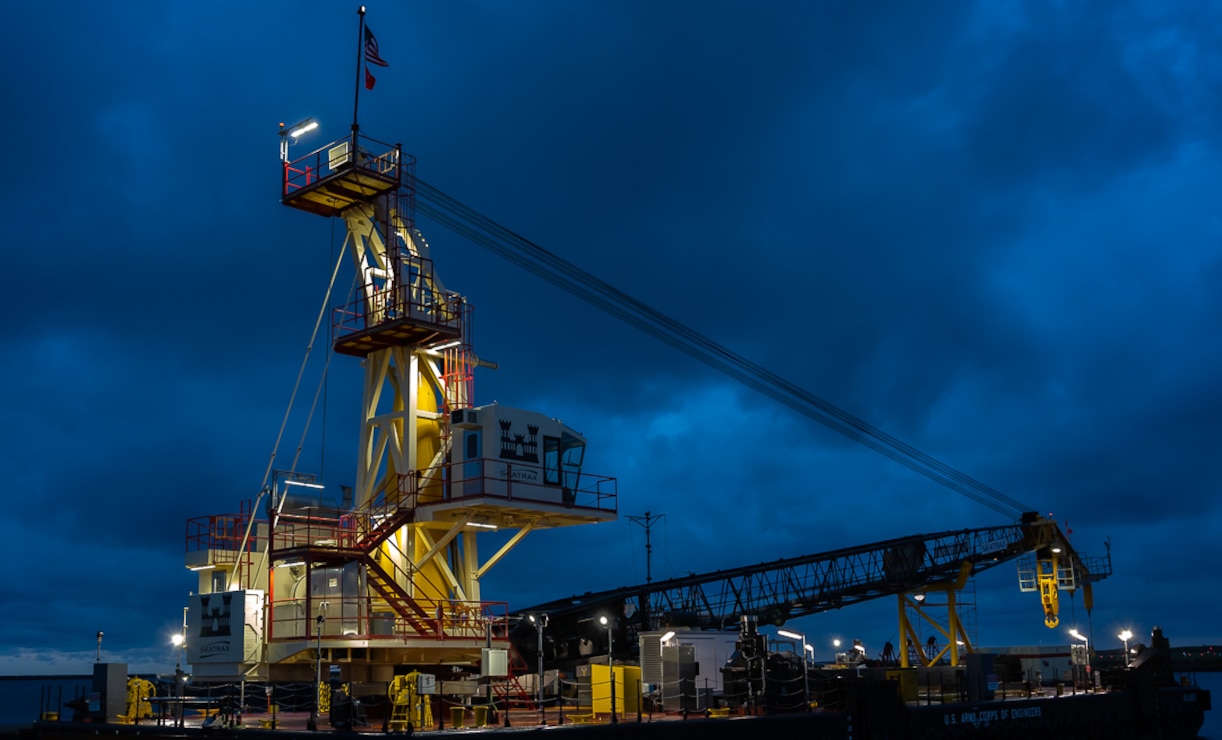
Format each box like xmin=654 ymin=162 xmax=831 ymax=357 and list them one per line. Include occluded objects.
xmin=1119 ymin=629 xmax=1133 ymax=666
xmin=432 ymin=340 xmax=463 ymax=351
xmin=660 ymin=630 xmax=676 ymax=643
xmin=277 ymin=560 xmax=306 ymax=568
xmin=279 ymin=117 xmax=320 ymax=162
xmin=171 ymin=633 xmax=184 ymax=647
xmin=188 ymin=564 xmax=216 ymax=571
xmin=467 ymin=521 xmax=498 ymax=530
xmin=284 ymin=480 xmax=325 ymax=490
xmin=289 ymin=120 xmax=319 ymax=139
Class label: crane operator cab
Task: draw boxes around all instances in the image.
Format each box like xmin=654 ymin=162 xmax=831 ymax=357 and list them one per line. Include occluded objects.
xmin=449 ymin=402 xmax=592 ymax=509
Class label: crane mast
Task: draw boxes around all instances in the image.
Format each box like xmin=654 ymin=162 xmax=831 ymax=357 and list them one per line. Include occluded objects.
xmin=180 ymin=128 xmax=617 ymax=683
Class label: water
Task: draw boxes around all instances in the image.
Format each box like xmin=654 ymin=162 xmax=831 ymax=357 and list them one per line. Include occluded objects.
xmin=0 ymin=675 xmax=92 ymax=729
xmin=3 ymin=672 xmax=1221 ymax=735
xmin=1198 ymin=671 xmax=1222 ymax=740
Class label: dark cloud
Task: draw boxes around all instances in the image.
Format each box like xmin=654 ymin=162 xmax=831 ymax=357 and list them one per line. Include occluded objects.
xmin=2 ymin=1 xmax=1221 ymax=671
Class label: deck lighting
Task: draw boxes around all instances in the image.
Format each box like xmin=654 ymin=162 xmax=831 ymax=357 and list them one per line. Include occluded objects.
xmin=279 ymin=117 xmax=319 ymax=161
xmin=289 ymin=120 xmax=319 ymax=139
xmin=660 ymin=630 xmax=676 ymax=644
xmin=284 ymin=479 xmax=325 ymax=490
xmin=467 ymin=521 xmax=498 ymax=530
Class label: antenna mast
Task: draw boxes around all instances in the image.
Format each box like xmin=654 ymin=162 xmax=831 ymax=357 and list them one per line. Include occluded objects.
xmin=627 ymin=511 xmax=665 ymax=583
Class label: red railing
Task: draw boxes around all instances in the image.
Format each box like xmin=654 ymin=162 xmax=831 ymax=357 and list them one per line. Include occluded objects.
xmin=428 ymin=457 xmax=618 ymax=513
xmin=332 ymin=275 xmax=465 ymax=342
xmin=268 ymin=459 xmax=616 ymax=557
xmin=266 ymin=593 xmax=509 ymax=643
xmin=186 ymin=512 xmax=259 ymax=562
xmin=281 ymin=132 xmax=409 ymax=196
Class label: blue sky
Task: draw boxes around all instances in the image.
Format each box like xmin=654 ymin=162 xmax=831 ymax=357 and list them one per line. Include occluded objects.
xmin=2 ymin=1 xmax=1222 ymax=674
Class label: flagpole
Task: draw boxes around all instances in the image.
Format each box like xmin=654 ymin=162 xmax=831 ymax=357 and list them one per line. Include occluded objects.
xmin=353 ymin=5 xmax=366 ymax=137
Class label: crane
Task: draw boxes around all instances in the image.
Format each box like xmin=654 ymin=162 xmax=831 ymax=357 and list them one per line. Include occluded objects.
xmin=180 ymin=122 xmax=1110 ymax=684
xmin=180 ymin=128 xmax=618 ymax=682
xmin=516 ymin=512 xmax=1109 ymax=669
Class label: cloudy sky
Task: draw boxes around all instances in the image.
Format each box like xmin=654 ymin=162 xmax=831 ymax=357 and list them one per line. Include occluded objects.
xmin=3 ymin=1 xmax=1221 ymax=674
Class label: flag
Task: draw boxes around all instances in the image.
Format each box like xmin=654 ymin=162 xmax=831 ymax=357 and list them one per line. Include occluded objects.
xmin=365 ymin=26 xmax=389 ymax=67
xmin=364 ymin=25 xmax=388 ymax=90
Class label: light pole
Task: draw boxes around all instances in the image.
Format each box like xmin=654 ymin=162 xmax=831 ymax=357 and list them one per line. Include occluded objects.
xmin=659 ymin=631 xmax=676 ymax=710
xmin=171 ymin=633 xmax=187 ymax=727
xmin=1119 ymin=630 xmax=1133 ymax=667
xmin=777 ymin=630 xmax=811 ymax=712
xmin=96 ymin=632 xmax=103 ymax=663
xmin=599 ymin=616 xmax=616 ymax=723
xmin=308 ymin=612 xmax=326 ymax=731
xmin=529 ymin=615 xmax=548 ymax=725
xmin=1068 ymin=629 xmax=1090 ymax=691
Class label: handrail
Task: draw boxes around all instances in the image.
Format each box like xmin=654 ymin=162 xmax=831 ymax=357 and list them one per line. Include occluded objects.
xmin=266 ymin=594 xmax=508 ymax=642
xmin=332 ymin=278 xmax=464 ymax=340
xmin=281 ymin=132 xmax=410 ymax=197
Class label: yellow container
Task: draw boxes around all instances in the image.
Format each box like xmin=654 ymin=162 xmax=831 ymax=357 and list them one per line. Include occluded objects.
xmin=473 ymin=706 xmax=488 ymax=726
xmin=886 ymin=669 xmax=919 ymax=702
xmin=450 ymin=707 xmax=464 ymax=728
xmin=591 ymin=664 xmax=642 ymax=717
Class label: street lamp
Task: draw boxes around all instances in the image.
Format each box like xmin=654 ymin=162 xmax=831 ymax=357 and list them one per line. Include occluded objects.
xmin=1069 ymin=629 xmax=1090 ymax=691
xmin=308 ymin=612 xmax=326 ymax=731
xmin=777 ymin=630 xmax=811 ymax=712
xmin=599 ymin=616 xmax=616 ymax=723
xmin=1119 ymin=630 xmax=1133 ymax=666
xmin=170 ymin=633 xmax=187 ymax=726
xmin=529 ymin=615 xmax=548 ymax=725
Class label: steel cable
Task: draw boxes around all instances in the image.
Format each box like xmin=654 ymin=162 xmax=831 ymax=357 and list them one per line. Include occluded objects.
xmin=413 ymin=178 xmax=1033 ymax=519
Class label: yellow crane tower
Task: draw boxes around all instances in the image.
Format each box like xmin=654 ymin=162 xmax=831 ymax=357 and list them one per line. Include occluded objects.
xmin=180 ymin=124 xmax=617 ymax=685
